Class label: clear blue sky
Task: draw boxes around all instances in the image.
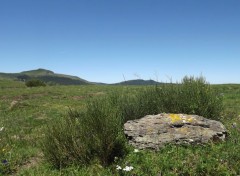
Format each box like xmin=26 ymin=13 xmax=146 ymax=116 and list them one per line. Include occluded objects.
xmin=0 ymin=0 xmax=239 ymax=84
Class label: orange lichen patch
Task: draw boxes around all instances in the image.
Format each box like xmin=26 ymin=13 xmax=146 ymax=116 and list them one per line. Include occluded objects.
xmin=169 ymin=114 xmax=182 ymax=123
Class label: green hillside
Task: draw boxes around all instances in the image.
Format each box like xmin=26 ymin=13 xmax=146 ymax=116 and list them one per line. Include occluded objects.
xmin=0 ymin=68 xmax=91 ymax=85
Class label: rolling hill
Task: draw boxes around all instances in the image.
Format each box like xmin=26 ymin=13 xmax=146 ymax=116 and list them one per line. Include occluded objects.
xmin=115 ymin=79 xmax=162 ymax=85
xmin=0 ymin=68 xmax=90 ymax=85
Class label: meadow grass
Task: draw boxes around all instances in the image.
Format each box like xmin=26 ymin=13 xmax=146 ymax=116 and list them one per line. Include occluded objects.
xmin=0 ymin=78 xmax=240 ymax=175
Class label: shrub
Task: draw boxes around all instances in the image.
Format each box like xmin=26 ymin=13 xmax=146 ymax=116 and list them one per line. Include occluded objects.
xmin=154 ymin=76 xmax=223 ymax=120
xmin=120 ymin=76 xmax=223 ymax=121
xmin=178 ymin=76 xmax=223 ymax=119
xmin=84 ymin=97 xmax=127 ymax=165
xmin=25 ymin=79 xmax=46 ymax=87
xmin=42 ymin=112 xmax=91 ymax=168
xmin=42 ymin=95 xmax=127 ymax=169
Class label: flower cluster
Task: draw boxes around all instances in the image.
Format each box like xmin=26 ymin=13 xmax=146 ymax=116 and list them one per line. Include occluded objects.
xmin=116 ymin=165 xmax=134 ymax=172
xmin=115 ymin=149 xmax=140 ymax=174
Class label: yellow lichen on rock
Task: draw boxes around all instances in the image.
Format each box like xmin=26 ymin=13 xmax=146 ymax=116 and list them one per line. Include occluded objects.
xmin=168 ymin=114 xmax=196 ymax=124
xmin=169 ymin=114 xmax=182 ymax=123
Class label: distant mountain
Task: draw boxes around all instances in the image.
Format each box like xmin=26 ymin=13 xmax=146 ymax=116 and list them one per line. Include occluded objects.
xmin=0 ymin=68 xmax=91 ymax=85
xmin=0 ymin=69 xmax=164 ymax=86
xmin=115 ymin=79 xmax=162 ymax=85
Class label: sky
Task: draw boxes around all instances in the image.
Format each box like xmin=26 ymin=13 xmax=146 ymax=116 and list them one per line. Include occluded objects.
xmin=0 ymin=0 xmax=240 ymax=84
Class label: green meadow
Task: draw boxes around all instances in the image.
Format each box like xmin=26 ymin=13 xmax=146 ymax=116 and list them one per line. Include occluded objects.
xmin=0 ymin=78 xmax=240 ymax=175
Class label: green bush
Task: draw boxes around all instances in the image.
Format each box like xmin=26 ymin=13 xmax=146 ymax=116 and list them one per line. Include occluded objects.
xmin=42 ymin=95 xmax=127 ymax=169
xmin=25 ymin=79 xmax=46 ymax=87
xmin=120 ymin=76 xmax=223 ymax=122
xmin=178 ymin=76 xmax=223 ymax=119
xmin=42 ymin=76 xmax=223 ymax=169
xmin=84 ymin=97 xmax=127 ymax=165
xmin=153 ymin=76 xmax=223 ymax=120
xmin=42 ymin=113 xmax=87 ymax=168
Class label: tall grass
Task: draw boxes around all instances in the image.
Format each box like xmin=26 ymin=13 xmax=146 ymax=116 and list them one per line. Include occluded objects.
xmin=42 ymin=76 xmax=224 ymax=169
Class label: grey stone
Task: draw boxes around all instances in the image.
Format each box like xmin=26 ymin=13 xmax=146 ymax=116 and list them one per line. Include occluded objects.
xmin=124 ymin=113 xmax=227 ymax=150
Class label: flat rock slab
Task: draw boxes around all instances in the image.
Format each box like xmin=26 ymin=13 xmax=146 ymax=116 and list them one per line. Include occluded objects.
xmin=124 ymin=113 xmax=227 ymax=150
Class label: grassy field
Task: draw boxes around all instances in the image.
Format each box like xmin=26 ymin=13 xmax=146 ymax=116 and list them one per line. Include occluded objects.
xmin=0 ymin=79 xmax=240 ymax=175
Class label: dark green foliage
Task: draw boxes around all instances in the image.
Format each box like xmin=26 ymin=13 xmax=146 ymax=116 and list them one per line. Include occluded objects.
xmin=25 ymin=79 xmax=46 ymax=87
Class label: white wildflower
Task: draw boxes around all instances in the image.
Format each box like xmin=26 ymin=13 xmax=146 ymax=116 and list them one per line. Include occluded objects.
xmin=0 ymin=127 xmax=4 ymax=132
xmin=134 ymin=149 xmax=139 ymax=153
xmin=123 ymin=166 xmax=134 ymax=171
xmin=116 ymin=165 xmax=122 ymax=170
